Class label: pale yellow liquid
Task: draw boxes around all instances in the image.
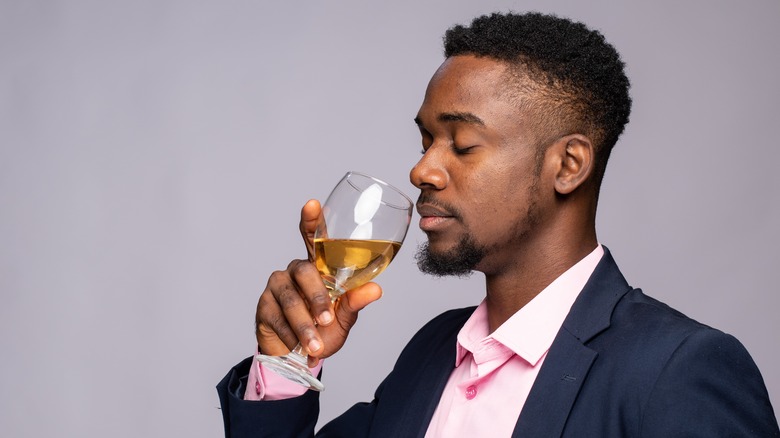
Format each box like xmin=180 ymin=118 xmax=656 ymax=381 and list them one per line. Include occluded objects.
xmin=314 ymin=238 xmax=401 ymax=298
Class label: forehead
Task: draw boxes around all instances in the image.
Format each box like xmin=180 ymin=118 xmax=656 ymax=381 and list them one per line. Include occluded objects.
xmin=429 ymin=55 xmax=507 ymax=92
xmin=423 ymin=56 xmax=505 ymax=104
xmin=417 ymin=55 xmax=526 ymax=130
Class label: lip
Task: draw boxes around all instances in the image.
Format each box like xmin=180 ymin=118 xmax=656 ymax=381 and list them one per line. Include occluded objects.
xmin=416 ymin=203 xmax=456 ymax=232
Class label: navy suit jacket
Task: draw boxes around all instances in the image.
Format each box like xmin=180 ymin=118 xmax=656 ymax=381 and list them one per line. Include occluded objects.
xmin=217 ymin=250 xmax=779 ymax=437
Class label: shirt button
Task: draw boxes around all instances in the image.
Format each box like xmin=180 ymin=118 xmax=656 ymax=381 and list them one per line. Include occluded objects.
xmin=465 ymin=385 xmax=477 ymax=400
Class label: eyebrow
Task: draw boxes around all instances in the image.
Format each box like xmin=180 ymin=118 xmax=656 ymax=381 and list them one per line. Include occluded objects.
xmin=414 ymin=111 xmax=486 ymax=127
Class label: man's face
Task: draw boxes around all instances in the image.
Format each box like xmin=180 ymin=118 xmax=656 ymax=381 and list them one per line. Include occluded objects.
xmin=411 ymin=55 xmax=553 ymax=277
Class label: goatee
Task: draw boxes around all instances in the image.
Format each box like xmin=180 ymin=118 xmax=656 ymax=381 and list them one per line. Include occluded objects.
xmin=415 ymin=235 xmax=485 ymax=277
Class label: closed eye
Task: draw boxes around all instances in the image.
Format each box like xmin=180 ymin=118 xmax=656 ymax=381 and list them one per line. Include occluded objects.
xmin=453 ymin=145 xmax=476 ymax=155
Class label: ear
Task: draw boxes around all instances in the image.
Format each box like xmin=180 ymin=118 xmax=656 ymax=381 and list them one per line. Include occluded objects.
xmin=552 ymin=134 xmax=594 ymax=195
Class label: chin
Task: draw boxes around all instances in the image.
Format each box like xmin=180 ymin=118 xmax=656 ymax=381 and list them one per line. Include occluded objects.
xmin=423 ymin=238 xmax=455 ymax=257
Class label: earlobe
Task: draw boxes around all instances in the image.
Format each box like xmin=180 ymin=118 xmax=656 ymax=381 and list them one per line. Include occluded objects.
xmin=553 ymin=134 xmax=594 ymax=195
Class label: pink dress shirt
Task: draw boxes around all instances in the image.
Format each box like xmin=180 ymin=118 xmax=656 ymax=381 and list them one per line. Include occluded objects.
xmin=425 ymin=245 xmax=603 ymax=436
xmin=247 ymin=246 xmax=604 ymax=436
xmin=244 ymin=350 xmax=321 ymax=401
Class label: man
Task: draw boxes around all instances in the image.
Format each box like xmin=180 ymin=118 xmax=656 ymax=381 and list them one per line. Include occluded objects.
xmin=218 ymin=12 xmax=779 ymax=437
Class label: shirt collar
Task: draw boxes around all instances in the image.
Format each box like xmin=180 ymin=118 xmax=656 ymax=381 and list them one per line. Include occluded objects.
xmin=455 ymin=245 xmax=604 ymax=367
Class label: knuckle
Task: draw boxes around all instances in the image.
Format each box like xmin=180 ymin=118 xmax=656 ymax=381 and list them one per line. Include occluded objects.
xmin=267 ymin=270 xmax=287 ymax=288
xmin=256 ymin=322 xmax=273 ymax=338
xmin=294 ymin=321 xmax=315 ymax=338
xmin=258 ymin=310 xmax=292 ymax=339
xmin=308 ymin=292 xmax=331 ymax=307
xmin=286 ymin=259 xmax=303 ymax=271
xmin=276 ymin=284 xmax=302 ymax=309
xmin=256 ymin=301 xmax=275 ymax=323
xmin=257 ymin=293 xmax=275 ymax=316
xmin=265 ymin=312 xmax=289 ymax=334
xmin=258 ymin=288 xmax=274 ymax=305
xmin=288 ymin=259 xmax=310 ymax=276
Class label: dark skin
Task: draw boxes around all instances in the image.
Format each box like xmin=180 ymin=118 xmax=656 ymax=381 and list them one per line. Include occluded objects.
xmin=256 ymin=54 xmax=599 ymax=365
xmin=255 ymin=199 xmax=382 ymax=366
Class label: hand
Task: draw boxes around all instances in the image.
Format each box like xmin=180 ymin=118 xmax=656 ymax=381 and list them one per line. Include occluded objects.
xmin=255 ymin=199 xmax=383 ymax=367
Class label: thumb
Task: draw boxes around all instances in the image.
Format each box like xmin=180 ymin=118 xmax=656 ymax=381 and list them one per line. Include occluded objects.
xmin=335 ymin=282 xmax=383 ymax=326
xmin=299 ymin=199 xmax=323 ymax=261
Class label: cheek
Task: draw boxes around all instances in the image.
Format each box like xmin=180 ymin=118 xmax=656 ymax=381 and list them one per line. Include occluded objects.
xmin=481 ymin=166 xmax=526 ymax=209
xmin=482 ymin=171 xmax=538 ymax=229
xmin=500 ymin=152 xmax=540 ymax=200
xmin=455 ymin=148 xmax=536 ymax=220
xmin=464 ymin=185 xmax=515 ymax=233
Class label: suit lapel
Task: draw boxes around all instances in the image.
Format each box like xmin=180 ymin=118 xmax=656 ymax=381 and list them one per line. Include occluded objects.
xmin=512 ymin=330 xmax=597 ymax=437
xmin=513 ymin=248 xmax=631 ymax=437
xmin=370 ymin=309 xmax=470 ymax=438
xmin=409 ymin=338 xmax=460 ymax=438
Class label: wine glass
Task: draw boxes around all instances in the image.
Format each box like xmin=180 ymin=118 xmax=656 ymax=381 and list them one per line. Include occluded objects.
xmin=256 ymin=171 xmax=413 ymax=391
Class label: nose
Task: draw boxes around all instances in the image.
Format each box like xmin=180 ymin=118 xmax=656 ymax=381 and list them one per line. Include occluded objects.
xmin=410 ymin=147 xmax=448 ymax=191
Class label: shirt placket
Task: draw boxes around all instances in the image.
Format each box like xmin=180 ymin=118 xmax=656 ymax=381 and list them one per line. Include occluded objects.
xmin=459 ymin=338 xmax=515 ymax=401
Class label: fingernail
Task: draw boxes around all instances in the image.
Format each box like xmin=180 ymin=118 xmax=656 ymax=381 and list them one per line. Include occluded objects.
xmin=319 ymin=311 xmax=333 ymax=325
xmin=308 ymin=338 xmax=321 ymax=353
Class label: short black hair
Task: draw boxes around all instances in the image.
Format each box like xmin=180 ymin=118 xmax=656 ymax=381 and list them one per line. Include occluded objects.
xmin=444 ymin=12 xmax=631 ymax=187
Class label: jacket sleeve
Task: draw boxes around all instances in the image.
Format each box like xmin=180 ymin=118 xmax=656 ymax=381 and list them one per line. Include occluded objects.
xmin=216 ymin=356 xmax=320 ymax=438
xmin=217 ymin=308 xmax=472 ymax=438
xmin=316 ymin=380 xmax=386 ymax=437
xmin=640 ymin=329 xmax=780 ymax=437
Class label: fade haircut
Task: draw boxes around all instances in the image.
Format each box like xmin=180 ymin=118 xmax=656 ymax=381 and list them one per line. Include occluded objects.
xmin=444 ymin=12 xmax=631 ymax=188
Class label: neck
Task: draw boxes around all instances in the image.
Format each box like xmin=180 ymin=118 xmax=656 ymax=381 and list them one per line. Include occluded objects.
xmin=482 ymin=233 xmax=597 ymax=333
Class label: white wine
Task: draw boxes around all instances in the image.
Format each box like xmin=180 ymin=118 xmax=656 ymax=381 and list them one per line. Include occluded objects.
xmin=314 ymin=238 xmax=401 ymax=297
xmin=256 ymin=172 xmax=412 ymax=393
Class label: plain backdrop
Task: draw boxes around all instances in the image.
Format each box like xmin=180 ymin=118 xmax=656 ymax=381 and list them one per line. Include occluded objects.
xmin=1 ymin=0 xmax=778 ymax=436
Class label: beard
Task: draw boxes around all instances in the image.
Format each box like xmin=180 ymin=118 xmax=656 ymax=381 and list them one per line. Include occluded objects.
xmin=415 ymin=234 xmax=486 ymax=277
xmin=414 ymin=178 xmax=542 ymax=278
xmin=413 ymin=159 xmax=544 ymax=278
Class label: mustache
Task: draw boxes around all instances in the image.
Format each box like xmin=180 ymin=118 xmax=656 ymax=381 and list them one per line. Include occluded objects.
xmin=416 ymin=192 xmax=463 ymax=220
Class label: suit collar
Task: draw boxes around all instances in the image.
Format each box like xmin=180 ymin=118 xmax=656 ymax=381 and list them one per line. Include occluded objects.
xmin=513 ymin=247 xmax=632 ymax=437
xmin=561 ymin=246 xmax=631 ymax=343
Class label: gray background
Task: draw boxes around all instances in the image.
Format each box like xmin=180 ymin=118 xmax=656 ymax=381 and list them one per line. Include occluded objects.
xmin=1 ymin=0 xmax=778 ymax=436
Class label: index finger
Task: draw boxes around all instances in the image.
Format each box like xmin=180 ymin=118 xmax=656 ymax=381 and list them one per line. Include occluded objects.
xmin=299 ymin=199 xmax=323 ymax=262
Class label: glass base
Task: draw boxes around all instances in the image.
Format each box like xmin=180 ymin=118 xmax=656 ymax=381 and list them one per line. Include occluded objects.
xmin=255 ymin=353 xmax=325 ymax=392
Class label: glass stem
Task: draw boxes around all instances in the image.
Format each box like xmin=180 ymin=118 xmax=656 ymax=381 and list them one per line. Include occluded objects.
xmin=290 ymin=343 xmax=308 ymax=362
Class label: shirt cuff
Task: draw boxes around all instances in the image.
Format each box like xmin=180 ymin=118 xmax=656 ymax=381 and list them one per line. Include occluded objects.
xmin=244 ymin=346 xmax=324 ymax=401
